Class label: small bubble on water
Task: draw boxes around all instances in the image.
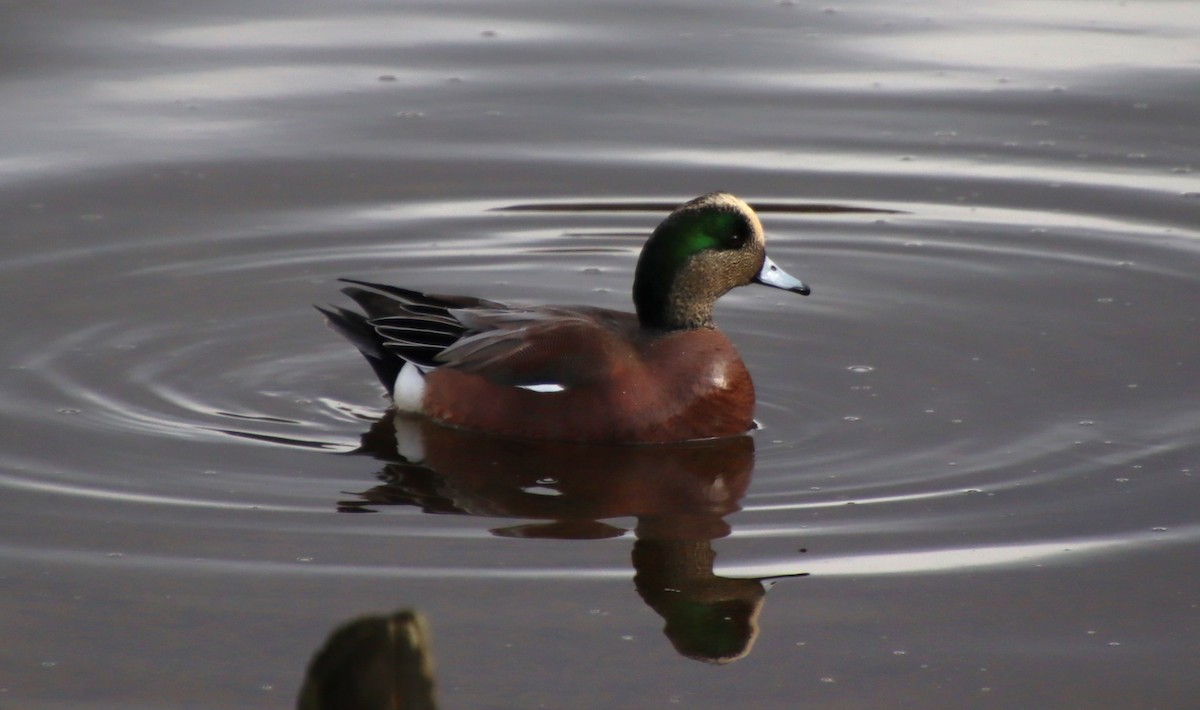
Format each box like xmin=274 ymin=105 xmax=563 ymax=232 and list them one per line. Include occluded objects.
xmin=1114 ymin=477 xmax=1130 ymax=483
xmin=1151 ymin=527 xmax=1168 ymax=532
xmin=893 ymin=650 xmax=907 ymax=655
xmin=106 ymin=552 xmax=124 ymax=558
xmin=903 ymin=240 xmax=923 ymax=247
xmin=57 ymin=408 xmax=81 ymax=415
xmin=621 ymin=635 xmax=634 ymax=641
xmin=847 ymin=365 xmax=874 ymax=373
xmin=820 ymin=677 xmax=836 ymax=683
xmin=296 ymin=556 xmax=314 ymax=563
xmin=41 ymin=661 xmax=57 ymax=668
xmin=536 ymin=477 xmax=558 ymax=486
xmin=842 ymin=416 xmax=860 ymax=422
xmin=1108 ymin=641 xmax=1121 ymax=647
xmin=1079 ymin=420 xmax=1096 ymax=426
xmin=1096 ymin=297 xmax=1114 ymax=304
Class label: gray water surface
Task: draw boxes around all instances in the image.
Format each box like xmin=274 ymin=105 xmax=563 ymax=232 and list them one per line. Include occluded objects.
xmin=2 ymin=1 xmax=1198 ymax=708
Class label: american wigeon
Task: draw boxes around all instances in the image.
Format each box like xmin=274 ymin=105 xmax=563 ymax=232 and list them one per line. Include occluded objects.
xmin=319 ymin=192 xmax=809 ymax=443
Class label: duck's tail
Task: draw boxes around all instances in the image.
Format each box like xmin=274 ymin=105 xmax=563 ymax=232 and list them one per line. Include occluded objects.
xmin=317 ymin=279 xmax=499 ymax=395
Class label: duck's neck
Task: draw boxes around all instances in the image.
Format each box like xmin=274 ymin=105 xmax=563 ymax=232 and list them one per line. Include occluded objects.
xmin=634 ymin=263 xmax=715 ymax=331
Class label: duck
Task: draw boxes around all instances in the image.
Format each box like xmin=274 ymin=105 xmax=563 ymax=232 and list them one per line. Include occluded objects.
xmin=318 ymin=192 xmax=809 ymax=444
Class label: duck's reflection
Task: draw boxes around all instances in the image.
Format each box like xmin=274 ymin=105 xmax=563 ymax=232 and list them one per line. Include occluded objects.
xmin=341 ymin=413 xmax=804 ymax=664
xmin=348 ymin=412 xmax=806 ymax=662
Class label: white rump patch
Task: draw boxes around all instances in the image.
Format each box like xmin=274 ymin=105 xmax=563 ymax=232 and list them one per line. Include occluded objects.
xmin=392 ymin=361 xmax=427 ymax=413
xmin=516 ymin=383 xmax=567 ymax=393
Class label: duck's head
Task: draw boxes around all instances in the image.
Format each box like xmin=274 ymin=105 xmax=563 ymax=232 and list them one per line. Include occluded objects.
xmin=633 ymin=192 xmax=810 ymax=330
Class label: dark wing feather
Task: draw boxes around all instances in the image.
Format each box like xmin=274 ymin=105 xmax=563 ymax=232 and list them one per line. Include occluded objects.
xmin=434 ymin=308 xmax=637 ymax=387
xmin=320 ymin=279 xmax=635 ymax=393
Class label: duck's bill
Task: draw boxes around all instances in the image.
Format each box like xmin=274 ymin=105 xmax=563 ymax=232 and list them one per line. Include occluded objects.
xmin=755 ymin=256 xmax=810 ymax=295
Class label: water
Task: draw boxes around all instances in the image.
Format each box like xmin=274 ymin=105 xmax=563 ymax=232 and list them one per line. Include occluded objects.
xmin=2 ymin=1 xmax=1198 ymax=707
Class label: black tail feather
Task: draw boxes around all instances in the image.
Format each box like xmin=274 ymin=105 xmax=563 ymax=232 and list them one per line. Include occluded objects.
xmin=319 ymin=279 xmax=501 ymax=392
xmin=315 ymin=304 xmax=403 ymax=394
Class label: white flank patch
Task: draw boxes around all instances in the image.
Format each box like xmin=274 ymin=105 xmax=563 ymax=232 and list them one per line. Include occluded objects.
xmin=516 ymin=383 xmax=566 ymax=393
xmin=392 ymin=361 xmax=427 ymax=413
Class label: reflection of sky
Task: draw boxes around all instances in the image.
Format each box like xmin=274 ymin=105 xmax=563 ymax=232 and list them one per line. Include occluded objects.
xmin=153 ymin=15 xmax=577 ymax=49
xmin=865 ymin=2 xmax=1200 ymax=73
xmin=4 ymin=2 xmax=1197 ymax=182
xmin=725 ymin=523 xmax=1200 ymax=577
xmin=93 ymin=65 xmax=441 ymax=102
xmin=871 ymin=29 xmax=1198 ymax=73
xmin=8 ymin=525 xmax=1194 ymax=578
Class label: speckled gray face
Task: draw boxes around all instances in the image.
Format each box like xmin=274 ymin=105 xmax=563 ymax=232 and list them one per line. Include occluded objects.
xmin=754 ymin=256 xmax=810 ymax=295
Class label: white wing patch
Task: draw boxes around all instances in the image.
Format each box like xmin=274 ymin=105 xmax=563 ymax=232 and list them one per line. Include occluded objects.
xmin=516 ymin=383 xmax=567 ymax=393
